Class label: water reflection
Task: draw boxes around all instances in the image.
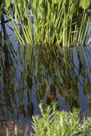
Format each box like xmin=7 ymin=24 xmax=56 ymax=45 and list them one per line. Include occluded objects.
xmin=0 ymin=37 xmax=91 ymax=136
xmin=0 ymin=38 xmax=91 ymax=121
xmin=0 ymin=41 xmax=91 ymax=119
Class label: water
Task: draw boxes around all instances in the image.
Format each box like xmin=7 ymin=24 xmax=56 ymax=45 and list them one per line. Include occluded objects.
xmin=0 ymin=3 xmax=91 ymax=135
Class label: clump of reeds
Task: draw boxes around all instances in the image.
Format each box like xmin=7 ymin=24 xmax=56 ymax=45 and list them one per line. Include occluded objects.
xmin=7 ymin=0 xmax=91 ymax=48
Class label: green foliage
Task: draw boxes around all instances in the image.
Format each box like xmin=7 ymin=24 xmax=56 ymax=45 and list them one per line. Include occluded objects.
xmin=79 ymin=0 xmax=90 ymax=10
xmin=31 ymin=103 xmax=91 ymax=136
xmin=1 ymin=0 xmax=10 ymax=7
xmin=7 ymin=0 xmax=91 ymax=49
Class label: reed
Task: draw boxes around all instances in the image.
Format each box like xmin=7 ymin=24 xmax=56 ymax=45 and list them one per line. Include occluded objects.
xmin=6 ymin=0 xmax=91 ymax=48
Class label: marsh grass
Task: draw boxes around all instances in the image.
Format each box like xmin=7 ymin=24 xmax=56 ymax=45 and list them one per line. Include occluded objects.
xmin=7 ymin=0 xmax=91 ymax=48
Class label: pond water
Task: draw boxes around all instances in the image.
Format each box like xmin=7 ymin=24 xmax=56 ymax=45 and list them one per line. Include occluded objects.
xmin=0 ymin=3 xmax=91 ymax=136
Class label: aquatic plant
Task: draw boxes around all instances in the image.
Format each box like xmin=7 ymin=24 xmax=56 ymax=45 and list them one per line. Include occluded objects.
xmin=6 ymin=0 xmax=91 ymax=48
xmin=79 ymin=0 xmax=91 ymax=10
xmin=3 ymin=103 xmax=91 ymax=136
xmin=31 ymin=103 xmax=91 ymax=136
xmin=0 ymin=0 xmax=10 ymax=7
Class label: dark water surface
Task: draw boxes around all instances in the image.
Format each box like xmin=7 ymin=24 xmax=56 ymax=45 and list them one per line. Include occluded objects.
xmin=0 ymin=12 xmax=91 ymax=135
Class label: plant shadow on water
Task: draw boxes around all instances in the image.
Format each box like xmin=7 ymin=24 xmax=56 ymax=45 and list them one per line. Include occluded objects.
xmin=0 ymin=0 xmax=91 ymax=135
